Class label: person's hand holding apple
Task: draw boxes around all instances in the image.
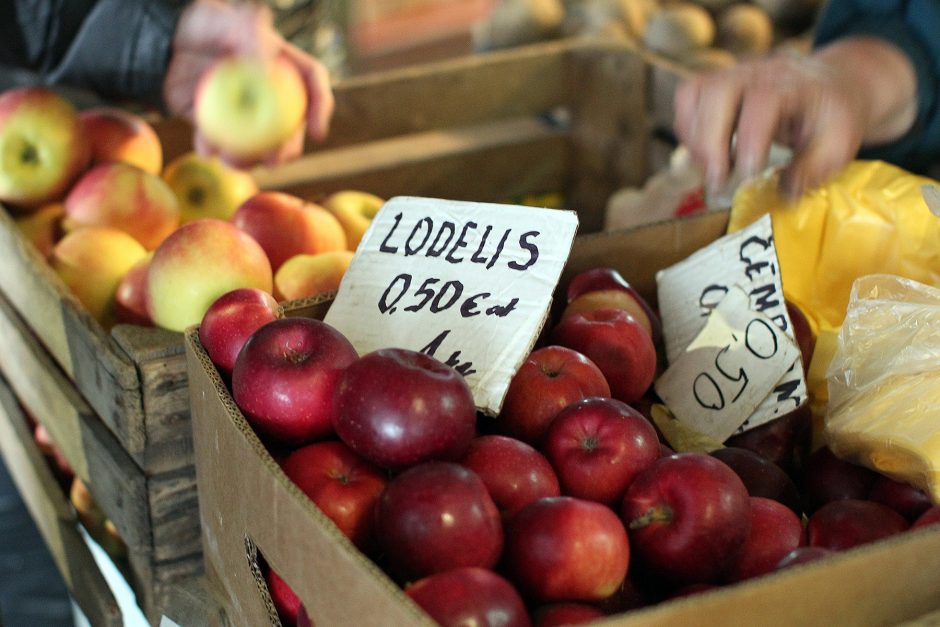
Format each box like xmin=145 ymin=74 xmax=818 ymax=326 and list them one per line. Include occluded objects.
xmin=163 ymin=0 xmax=335 ymax=167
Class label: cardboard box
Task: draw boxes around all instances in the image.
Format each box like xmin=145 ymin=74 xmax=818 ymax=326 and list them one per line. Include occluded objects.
xmin=186 ymin=211 xmax=940 ymax=625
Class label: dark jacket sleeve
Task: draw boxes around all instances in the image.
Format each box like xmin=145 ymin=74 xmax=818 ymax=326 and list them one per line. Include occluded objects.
xmin=0 ymin=0 xmax=187 ymax=109
xmin=813 ymin=0 xmax=940 ymax=173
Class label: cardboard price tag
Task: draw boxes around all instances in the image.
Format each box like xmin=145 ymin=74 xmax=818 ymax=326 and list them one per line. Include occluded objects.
xmin=324 ymin=196 xmax=579 ymax=414
xmin=656 ymin=214 xmax=807 ymax=433
xmin=654 ymin=287 xmax=801 ymax=441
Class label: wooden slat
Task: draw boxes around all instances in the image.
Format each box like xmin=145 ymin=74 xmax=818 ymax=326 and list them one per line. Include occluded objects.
xmin=0 ymin=377 xmax=124 ymax=627
xmin=253 ymin=115 xmax=567 ymax=201
xmin=0 ymin=294 xmax=151 ymax=553
xmin=0 ymin=208 xmax=147 ymax=457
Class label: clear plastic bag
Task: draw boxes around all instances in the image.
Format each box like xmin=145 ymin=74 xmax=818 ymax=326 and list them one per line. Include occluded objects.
xmin=825 ymin=274 xmax=940 ymax=501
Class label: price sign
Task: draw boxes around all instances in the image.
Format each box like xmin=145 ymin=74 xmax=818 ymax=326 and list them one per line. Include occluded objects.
xmin=654 ymin=287 xmax=801 ymax=441
xmin=324 ymin=196 xmax=579 ymax=414
xmin=656 ymin=214 xmax=806 ymax=433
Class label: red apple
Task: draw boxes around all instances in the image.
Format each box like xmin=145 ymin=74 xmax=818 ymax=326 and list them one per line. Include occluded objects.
xmin=544 ymin=397 xmax=660 ymax=505
xmin=775 ymin=546 xmax=835 ymax=570
xmin=724 ymin=403 xmax=812 ymax=475
xmin=725 ymin=497 xmax=804 ymax=582
xmin=266 ymin=568 xmax=302 ymax=627
xmin=807 ymin=499 xmax=908 ymax=551
xmin=710 ymin=446 xmax=802 ymax=514
xmin=232 ymin=191 xmax=346 ymax=272
xmin=564 ymin=267 xmax=662 ymax=345
xmin=458 ymin=435 xmax=560 ymax=522
xmin=533 ymin=603 xmax=605 ymax=626
xmin=405 ymin=568 xmax=530 ymax=627
xmin=499 ymin=345 xmax=610 ymax=446
xmin=232 ymin=318 xmax=358 ymax=445
xmin=114 ymin=253 xmax=153 ymax=326
xmin=505 ymin=496 xmax=629 ymax=603
xmin=333 ymin=349 xmax=476 ymax=470
xmin=551 ymin=308 xmax=656 ymax=404
xmin=621 ymin=453 xmax=751 ymax=584
xmin=199 ymin=288 xmax=279 ymax=378
xmin=667 ymin=583 xmax=719 ymax=599
xmin=786 ymin=300 xmax=816 ymax=374
xmin=868 ymin=475 xmax=933 ymax=522
xmin=375 ymin=462 xmax=503 ymax=581
xmin=804 ymin=446 xmax=877 ymax=513
xmin=280 ymin=440 xmax=387 ymax=551
xmin=912 ymin=505 xmax=940 ymax=530
xmin=79 ymin=106 xmax=163 ymax=174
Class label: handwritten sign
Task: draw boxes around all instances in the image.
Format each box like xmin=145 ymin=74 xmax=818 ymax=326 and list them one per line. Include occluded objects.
xmin=324 ymin=196 xmax=579 ymax=414
xmin=656 ymin=214 xmax=806 ymax=433
xmin=655 ymin=287 xmax=800 ymax=441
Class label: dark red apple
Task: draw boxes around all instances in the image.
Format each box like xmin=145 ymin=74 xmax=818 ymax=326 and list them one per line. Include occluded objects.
xmin=868 ymin=475 xmax=933 ymax=522
xmin=114 ymin=254 xmax=153 ymax=326
xmin=912 ymin=505 xmax=940 ymax=530
xmin=551 ymin=308 xmax=656 ymax=404
xmin=405 ymin=568 xmax=530 ymax=627
xmin=544 ymin=397 xmax=659 ymax=505
xmin=725 ymin=497 xmax=804 ymax=582
xmin=804 ymin=447 xmax=877 ymax=513
xmin=807 ymin=499 xmax=908 ymax=551
xmin=621 ymin=453 xmax=751 ymax=584
xmin=279 ymin=440 xmax=387 ymax=551
xmin=505 ymin=496 xmax=629 ymax=603
xmin=725 ymin=404 xmax=812 ymax=475
xmin=375 ymin=462 xmax=503 ymax=581
xmin=785 ymin=300 xmax=816 ymax=375
xmin=333 ymin=348 xmax=476 ymax=470
xmin=458 ymin=435 xmax=560 ymax=522
xmin=775 ymin=546 xmax=834 ymax=571
xmin=532 ymin=602 xmax=605 ymax=626
xmin=199 ymin=287 xmax=279 ymax=378
xmin=266 ymin=568 xmax=302 ymax=627
xmin=232 ymin=317 xmax=357 ymax=445
xmin=710 ymin=446 xmax=802 ymax=514
xmin=564 ymin=266 xmax=662 ymax=345
xmin=499 ymin=345 xmax=610 ymax=445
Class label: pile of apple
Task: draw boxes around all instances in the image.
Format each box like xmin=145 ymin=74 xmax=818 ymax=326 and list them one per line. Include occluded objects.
xmin=197 ymin=266 xmax=939 ymax=627
xmin=0 ymin=56 xmax=384 ymax=334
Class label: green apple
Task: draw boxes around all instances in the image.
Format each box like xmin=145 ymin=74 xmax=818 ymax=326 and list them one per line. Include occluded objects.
xmin=0 ymin=87 xmax=91 ymax=209
xmin=194 ymin=55 xmax=308 ymax=163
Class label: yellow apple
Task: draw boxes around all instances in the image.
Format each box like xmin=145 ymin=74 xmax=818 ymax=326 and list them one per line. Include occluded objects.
xmin=51 ymin=226 xmax=148 ymax=327
xmin=194 ymin=55 xmax=308 ymax=164
xmin=79 ymin=106 xmax=163 ymax=174
xmin=274 ymin=250 xmax=354 ymax=301
xmin=232 ymin=191 xmax=347 ymax=272
xmin=0 ymin=87 xmax=91 ymax=209
xmin=162 ymin=151 xmax=258 ymax=223
xmin=63 ymin=162 xmax=180 ymax=250
xmin=147 ymin=218 xmax=273 ymax=332
xmin=15 ymin=201 xmax=65 ymax=259
xmin=321 ymin=190 xmax=385 ymax=251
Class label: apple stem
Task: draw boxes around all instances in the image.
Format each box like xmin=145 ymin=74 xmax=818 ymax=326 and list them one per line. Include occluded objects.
xmin=628 ymin=507 xmax=672 ymax=529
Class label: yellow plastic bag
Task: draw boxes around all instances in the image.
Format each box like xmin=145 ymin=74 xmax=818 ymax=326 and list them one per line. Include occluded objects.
xmin=825 ymin=275 xmax=940 ymax=501
xmin=728 ymin=160 xmax=940 ymax=425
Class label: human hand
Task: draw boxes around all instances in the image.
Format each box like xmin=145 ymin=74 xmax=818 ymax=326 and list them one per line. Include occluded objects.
xmin=674 ymin=38 xmax=916 ymax=199
xmin=163 ymin=0 xmax=335 ymax=166
xmin=674 ymin=51 xmax=867 ymax=199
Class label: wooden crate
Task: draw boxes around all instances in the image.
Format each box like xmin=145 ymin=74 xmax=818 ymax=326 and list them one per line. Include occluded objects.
xmin=0 ymin=292 xmax=203 ymax=623
xmin=0 ymin=375 xmax=124 ymax=627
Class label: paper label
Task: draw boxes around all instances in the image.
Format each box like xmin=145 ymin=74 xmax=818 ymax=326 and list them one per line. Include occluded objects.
xmin=324 ymin=196 xmax=579 ymax=414
xmin=654 ymin=287 xmax=801 ymax=441
xmin=656 ymin=214 xmax=806 ymax=432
